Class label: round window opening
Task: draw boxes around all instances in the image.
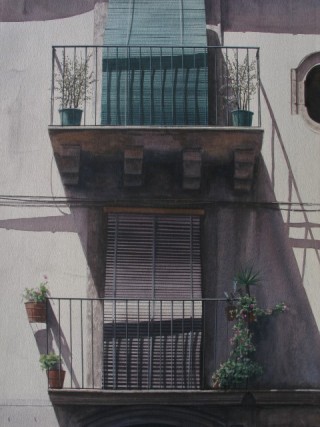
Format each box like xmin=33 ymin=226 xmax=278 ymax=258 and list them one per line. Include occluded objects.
xmin=305 ymin=65 xmax=320 ymax=123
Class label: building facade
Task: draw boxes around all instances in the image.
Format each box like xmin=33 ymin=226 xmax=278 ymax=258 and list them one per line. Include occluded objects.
xmin=1 ymin=0 xmax=320 ymax=425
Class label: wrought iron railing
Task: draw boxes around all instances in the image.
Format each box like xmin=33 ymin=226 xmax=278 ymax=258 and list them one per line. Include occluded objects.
xmin=50 ymin=45 xmax=261 ymax=127
xmin=45 ymin=297 xmax=234 ymax=390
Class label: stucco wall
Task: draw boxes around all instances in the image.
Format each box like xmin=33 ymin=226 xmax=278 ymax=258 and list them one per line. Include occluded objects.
xmin=0 ymin=10 xmax=94 ymax=427
xmin=224 ymin=30 xmax=320 ymax=332
xmin=0 ymin=0 xmax=96 ymax=22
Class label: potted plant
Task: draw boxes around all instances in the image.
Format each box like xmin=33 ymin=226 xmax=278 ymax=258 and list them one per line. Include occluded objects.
xmin=215 ymin=267 xmax=288 ymax=389
xmin=40 ymin=353 xmax=65 ymax=389
xmin=212 ymin=324 xmax=263 ymax=389
xmin=55 ymin=52 xmax=94 ymax=126
xmin=233 ymin=265 xmax=260 ymax=296
xmin=23 ymin=276 xmax=49 ymax=323
xmin=223 ymin=51 xmax=257 ymax=126
xmin=224 ymin=267 xmax=259 ymax=321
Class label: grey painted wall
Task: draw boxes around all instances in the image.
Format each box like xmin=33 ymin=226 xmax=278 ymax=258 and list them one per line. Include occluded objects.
xmin=0 ymin=0 xmax=97 ymax=21
xmin=3 ymin=0 xmax=320 ymax=37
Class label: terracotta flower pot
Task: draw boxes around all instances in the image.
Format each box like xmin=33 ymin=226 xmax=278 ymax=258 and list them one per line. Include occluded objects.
xmin=47 ymin=369 xmax=65 ymax=389
xmin=25 ymin=302 xmax=46 ymax=323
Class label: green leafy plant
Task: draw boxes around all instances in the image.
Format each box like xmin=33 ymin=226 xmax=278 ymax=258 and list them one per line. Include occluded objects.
xmin=214 ymin=267 xmax=288 ymax=389
xmin=223 ymin=50 xmax=257 ymax=111
xmin=39 ymin=353 xmax=61 ymax=371
xmin=213 ymin=313 xmax=263 ymax=389
xmin=55 ymin=53 xmax=95 ymax=109
xmin=234 ymin=266 xmax=260 ymax=296
xmin=214 ymin=357 xmax=263 ymax=389
xmin=23 ymin=276 xmax=49 ymax=302
xmin=272 ymin=302 xmax=288 ymax=314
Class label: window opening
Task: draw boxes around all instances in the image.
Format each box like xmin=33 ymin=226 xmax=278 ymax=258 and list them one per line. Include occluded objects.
xmin=103 ymin=213 xmax=202 ymax=389
xmin=305 ymin=65 xmax=320 ymax=124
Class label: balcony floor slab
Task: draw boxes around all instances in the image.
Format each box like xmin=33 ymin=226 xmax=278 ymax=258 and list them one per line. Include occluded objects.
xmin=48 ymin=389 xmax=320 ymax=407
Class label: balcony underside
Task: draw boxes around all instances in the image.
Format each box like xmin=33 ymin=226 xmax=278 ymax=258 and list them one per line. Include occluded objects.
xmin=49 ymin=389 xmax=320 ymax=406
xmin=49 ymin=126 xmax=263 ymax=193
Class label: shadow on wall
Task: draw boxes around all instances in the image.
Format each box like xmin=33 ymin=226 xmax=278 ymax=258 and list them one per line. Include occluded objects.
xmin=31 ymin=302 xmax=80 ymax=388
xmin=0 ymin=0 xmax=96 ymax=22
xmin=206 ymin=0 xmax=320 ymax=36
xmin=261 ymin=81 xmax=320 ymax=281
xmin=219 ymin=80 xmax=320 ymax=388
xmin=47 ymin=302 xmax=81 ymax=388
xmin=248 ymin=158 xmax=320 ymax=388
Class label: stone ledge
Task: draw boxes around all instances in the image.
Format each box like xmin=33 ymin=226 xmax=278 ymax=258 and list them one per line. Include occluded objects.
xmin=49 ymin=126 xmax=263 ymax=164
xmin=48 ymin=389 xmax=320 ymax=407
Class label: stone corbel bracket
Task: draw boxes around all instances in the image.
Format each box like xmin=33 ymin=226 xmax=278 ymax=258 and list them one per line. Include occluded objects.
xmin=182 ymin=149 xmax=202 ymax=190
xmin=124 ymin=146 xmax=144 ymax=187
xmin=55 ymin=144 xmax=81 ymax=185
xmin=234 ymin=149 xmax=256 ymax=193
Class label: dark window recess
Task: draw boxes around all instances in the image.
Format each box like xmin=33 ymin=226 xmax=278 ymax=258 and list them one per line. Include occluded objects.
xmin=103 ymin=213 xmax=202 ymax=389
xmin=305 ymin=65 xmax=320 ymax=123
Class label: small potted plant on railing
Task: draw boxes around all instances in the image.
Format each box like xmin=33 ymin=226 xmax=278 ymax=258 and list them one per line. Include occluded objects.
xmin=55 ymin=52 xmax=95 ymax=126
xmin=23 ymin=276 xmax=49 ymax=323
xmin=40 ymin=352 xmax=65 ymax=389
xmin=223 ymin=50 xmax=257 ymax=126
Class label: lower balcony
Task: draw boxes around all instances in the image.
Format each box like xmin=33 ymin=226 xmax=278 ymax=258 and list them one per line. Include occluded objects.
xmin=46 ymin=298 xmax=231 ymax=395
xmin=45 ymin=297 xmax=320 ymax=410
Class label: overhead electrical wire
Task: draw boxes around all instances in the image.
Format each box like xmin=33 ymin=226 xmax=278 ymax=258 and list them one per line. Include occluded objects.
xmin=0 ymin=195 xmax=319 ymax=212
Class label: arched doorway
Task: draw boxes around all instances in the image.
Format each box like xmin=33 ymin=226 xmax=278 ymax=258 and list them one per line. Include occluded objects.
xmin=78 ymin=406 xmax=226 ymax=427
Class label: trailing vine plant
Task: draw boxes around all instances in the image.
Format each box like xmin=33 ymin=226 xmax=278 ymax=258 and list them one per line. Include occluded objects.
xmin=213 ymin=267 xmax=287 ymax=389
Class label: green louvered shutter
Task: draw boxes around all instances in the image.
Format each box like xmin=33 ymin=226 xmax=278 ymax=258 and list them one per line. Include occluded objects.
xmin=101 ymin=0 xmax=208 ymax=125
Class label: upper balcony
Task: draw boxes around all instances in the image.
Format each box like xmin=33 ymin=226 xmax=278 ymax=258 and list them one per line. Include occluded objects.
xmin=49 ymin=45 xmax=261 ymax=128
xmin=48 ymin=45 xmax=263 ymax=192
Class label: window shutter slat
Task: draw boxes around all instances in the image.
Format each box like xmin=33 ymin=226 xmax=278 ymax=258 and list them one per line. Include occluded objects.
xmin=103 ymin=214 xmax=202 ymax=389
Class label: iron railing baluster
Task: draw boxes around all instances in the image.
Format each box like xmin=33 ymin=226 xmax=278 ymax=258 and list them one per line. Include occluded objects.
xmin=91 ymin=299 xmax=94 ymax=389
xmin=70 ymin=299 xmax=72 ymax=388
xmin=80 ymin=299 xmax=84 ymax=388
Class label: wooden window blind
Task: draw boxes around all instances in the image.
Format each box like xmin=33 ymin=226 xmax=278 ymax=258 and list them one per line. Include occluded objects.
xmin=103 ymin=213 xmax=202 ymax=389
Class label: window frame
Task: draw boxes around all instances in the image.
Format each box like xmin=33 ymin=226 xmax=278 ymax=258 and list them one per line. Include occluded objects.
xmin=292 ymin=51 xmax=320 ymax=132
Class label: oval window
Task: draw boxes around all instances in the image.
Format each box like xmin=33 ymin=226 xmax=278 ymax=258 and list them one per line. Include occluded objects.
xmin=305 ymin=65 xmax=320 ymax=124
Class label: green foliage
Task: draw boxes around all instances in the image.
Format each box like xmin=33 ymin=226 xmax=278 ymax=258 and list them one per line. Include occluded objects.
xmin=213 ymin=314 xmax=263 ymax=389
xmin=39 ymin=353 xmax=61 ymax=371
xmin=213 ymin=267 xmax=288 ymax=389
xmin=272 ymin=302 xmax=288 ymax=314
xmin=237 ymin=295 xmax=264 ymax=321
xmin=215 ymin=357 xmax=263 ymax=389
xmin=55 ymin=53 xmax=95 ymax=109
xmin=23 ymin=277 xmax=49 ymax=302
xmin=234 ymin=266 xmax=260 ymax=296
